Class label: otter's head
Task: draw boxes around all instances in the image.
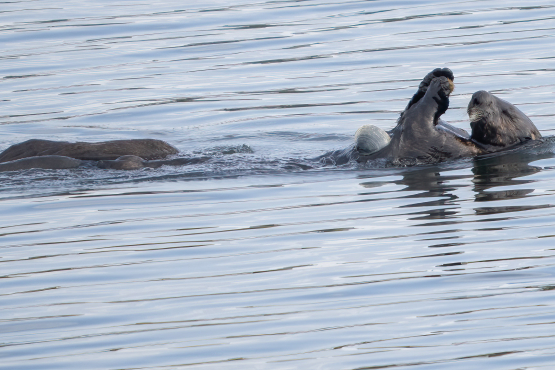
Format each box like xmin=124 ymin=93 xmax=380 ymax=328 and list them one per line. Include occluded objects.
xmin=468 ymin=91 xmax=541 ymax=147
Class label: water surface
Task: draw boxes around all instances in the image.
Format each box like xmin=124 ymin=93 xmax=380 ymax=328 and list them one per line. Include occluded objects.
xmin=2 ymin=1 xmax=555 ymax=369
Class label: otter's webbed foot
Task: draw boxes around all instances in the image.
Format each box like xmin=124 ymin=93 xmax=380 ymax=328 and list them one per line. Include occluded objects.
xmin=405 ymin=68 xmax=454 ymax=111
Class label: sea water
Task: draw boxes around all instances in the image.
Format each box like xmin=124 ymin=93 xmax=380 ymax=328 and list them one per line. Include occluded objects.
xmin=2 ymin=1 xmax=555 ymax=369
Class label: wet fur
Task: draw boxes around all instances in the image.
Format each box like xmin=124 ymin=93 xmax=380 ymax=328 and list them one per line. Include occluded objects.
xmin=356 ymin=70 xmax=541 ymax=166
xmin=468 ymin=90 xmax=541 ymax=147
xmin=0 ymin=155 xmax=82 ymax=172
xmin=360 ymin=69 xmax=482 ymax=165
xmin=0 ymin=139 xmax=178 ymax=163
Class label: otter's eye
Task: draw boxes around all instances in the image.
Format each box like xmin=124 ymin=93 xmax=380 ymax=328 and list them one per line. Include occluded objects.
xmin=473 ymin=98 xmax=480 ymax=105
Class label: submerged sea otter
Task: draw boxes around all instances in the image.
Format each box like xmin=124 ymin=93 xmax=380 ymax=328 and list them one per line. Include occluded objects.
xmin=0 ymin=139 xmax=180 ymax=171
xmin=0 ymin=138 xmax=178 ymax=162
xmin=351 ymin=68 xmax=541 ymax=165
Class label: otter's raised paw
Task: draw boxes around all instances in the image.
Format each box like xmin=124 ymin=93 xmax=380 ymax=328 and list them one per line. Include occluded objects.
xmin=429 ymin=76 xmax=454 ymax=97
xmin=417 ymin=68 xmax=454 ymax=95
xmin=406 ymin=68 xmax=454 ymax=110
xmin=427 ymin=76 xmax=453 ymax=121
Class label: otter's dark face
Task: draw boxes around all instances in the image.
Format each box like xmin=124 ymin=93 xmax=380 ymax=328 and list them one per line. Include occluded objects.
xmin=468 ymin=90 xmax=541 ymax=147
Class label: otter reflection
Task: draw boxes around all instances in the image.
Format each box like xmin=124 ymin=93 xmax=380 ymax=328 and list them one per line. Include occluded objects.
xmin=360 ymin=165 xmax=472 ymax=221
xmin=359 ymin=141 xmax=554 ymax=221
xmin=395 ymin=167 xmax=469 ymax=221
xmin=362 ymin=146 xmax=553 ymax=221
xmin=471 ymin=147 xmax=553 ymax=215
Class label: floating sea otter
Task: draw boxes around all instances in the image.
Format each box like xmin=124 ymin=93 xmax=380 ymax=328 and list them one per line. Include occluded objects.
xmin=0 ymin=138 xmax=183 ymax=171
xmin=0 ymin=138 xmax=178 ymax=163
xmin=0 ymin=68 xmax=543 ymax=171
xmin=350 ymin=68 xmax=542 ymax=165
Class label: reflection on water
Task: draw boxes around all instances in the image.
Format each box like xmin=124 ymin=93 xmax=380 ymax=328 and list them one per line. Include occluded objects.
xmin=473 ymin=149 xmax=547 ymax=198
xmin=2 ymin=0 xmax=555 ymax=369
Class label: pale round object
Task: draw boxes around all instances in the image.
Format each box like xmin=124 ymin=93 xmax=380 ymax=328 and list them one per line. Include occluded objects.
xmin=354 ymin=125 xmax=391 ymax=154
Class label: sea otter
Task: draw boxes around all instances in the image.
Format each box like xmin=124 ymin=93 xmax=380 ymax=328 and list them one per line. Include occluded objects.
xmin=351 ymin=68 xmax=542 ymax=165
xmin=0 ymin=138 xmax=181 ymax=171
xmin=0 ymin=139 xmax=178 ymax=163
xmin=468 ymin=90 xmax=541 ymax=148
xmin=0 ymin=69 xmax=543 ymax=172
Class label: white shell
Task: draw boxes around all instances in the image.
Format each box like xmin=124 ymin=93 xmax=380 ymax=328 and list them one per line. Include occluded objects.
xmin=354 ymin=125 xmax=391 ymax=154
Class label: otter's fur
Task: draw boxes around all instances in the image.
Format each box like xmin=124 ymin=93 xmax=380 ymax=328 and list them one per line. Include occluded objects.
xmin=468 ymin=90 xmax=541 ymax=148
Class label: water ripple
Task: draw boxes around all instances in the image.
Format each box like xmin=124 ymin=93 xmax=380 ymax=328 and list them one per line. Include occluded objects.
xmin=2 ymin=1 xmax=555 ymax=369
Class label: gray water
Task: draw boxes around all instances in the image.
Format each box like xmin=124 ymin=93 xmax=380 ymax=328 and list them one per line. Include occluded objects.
xmin=2 ymin=1 xmax=555 ymax=369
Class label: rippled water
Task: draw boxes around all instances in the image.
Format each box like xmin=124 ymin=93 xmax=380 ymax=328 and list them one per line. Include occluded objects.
xmin=2 ymin=1 xmax=555 ymax=369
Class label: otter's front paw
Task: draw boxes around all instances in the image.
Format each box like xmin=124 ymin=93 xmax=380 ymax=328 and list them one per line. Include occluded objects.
xmin=406 ymin=68 xmax=454 ymax=110
xmin=428 ymin=76 xmax=452 ymax=122
xmin=422 ymin=67 xmax=453 ymax=84
xmin=429 ymin=76 xmax=454 ymax=97
xmin=417 ymin=68 xmax=454 ymax=96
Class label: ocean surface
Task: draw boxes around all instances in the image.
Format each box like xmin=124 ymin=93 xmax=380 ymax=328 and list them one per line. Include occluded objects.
xmin=2 ymin=0 xmax=555 ymax=369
